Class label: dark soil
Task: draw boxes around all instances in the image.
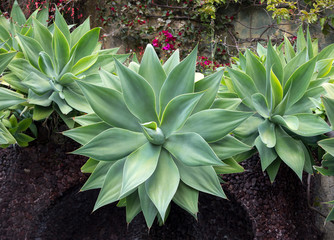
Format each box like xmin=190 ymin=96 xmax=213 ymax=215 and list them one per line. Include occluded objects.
xmin=0 ymin=128 xmax=323 ymax=240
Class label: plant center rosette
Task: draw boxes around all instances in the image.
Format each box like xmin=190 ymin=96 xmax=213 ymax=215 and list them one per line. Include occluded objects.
xmin=64 ymin=44 xmax=252 ymax=227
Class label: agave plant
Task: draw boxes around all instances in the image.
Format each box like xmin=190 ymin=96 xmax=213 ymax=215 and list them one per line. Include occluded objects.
xmin=225 ymin=29 xmax=332 ymax=181
xmin=1 ymin=4 xmax=128 ymax=126
xmin=64 ymin=44 xmax=252 ymax=227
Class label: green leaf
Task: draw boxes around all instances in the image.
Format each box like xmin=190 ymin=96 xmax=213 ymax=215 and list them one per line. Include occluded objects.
xmin=290 ymin=113 xmax=331 ymax=137
xmin=319 ymin=138 xmax=334 ymax=157
xmin=159 ymin=46 xmax=197 ymax=113
xmin=82 ymin=161 xmax=114 ymax=191
xmin=180 ymin=109 xmax=253 ymax=143
xmin=55 ymin=8 xmax=70 ymax=43
xmin=32 ymin=105 xmax=53 ymax=120
xmin=275 ymin=126 xmax=305 ymax=180
xmin=284 ymin=57 xmax=316 ymax=108
xmin=164 ymin=132 xmax=224 ymax=167
xmin=173 ymin=181 xmax=198 ymax=217
xmin=21 ymin=72 xmax=51 ymax=95
xmin=126 ymin=191 xmax=142 ymax=223
xmin=160 ymin=93 xmax=203 ymax=138
xmin=81 ymin=158 xmax=99 ymax=173
xmin=145 ymin=150 xmax=179 ymax=220
xmin=214 ymin=158 xmax=244 ymax=174
xmin=138 ymin=184 xmax=158 ymax=228
xmin=255 ymin=136 xmax=277 ymax=171
xmin=0 ymin=88 xmax=25 ymax=111
xmin=71 ymin=53 xmax=98 ymax=75
xmin=318 ymin=43 xmax=334 ymax=60
xmin=70 ymin=17 xmax=91 ymax=47
xmin=266 ymin=41 xmax=283 ymax=86
xmin=138 ymin=44 xmax=166 ymax=112
xmin=73 ymin=128 xmax=147 ymax=161
xmin=17 ymin=118 xmax=32 ymax=132
xmin=314 ymin=152 xmax=334 ymax=176
xmin=322 ymin=96 xmax=334 ymax=127
xmin=252 ymin=93 xmax=269 ymax=118
xmin=163 ymin=49 xmax=180 ymax=75
xmin=115 ymin=60 xmax=158 ymax=123
xmin=283 ymin=48 xmax=307 ymax=86
xmin=284 ymin=35 xmax=295 ymax=62
xmin=210 ymin=135 xmax=252 ymax=160
xmin=193 ymin=70 xmax=224 ymax=113
xmin=266 ymin=159 xmax=281 ymax=183
xmin=11 ymin=0 xmax=26 ymax=25
xmin=32 ymin=18 xmax=53 ymax=58
xmin=38 ymin=51 xmax=55 ymax=77
xmin=74 ymin=113 xmax=102 ymax=126
xmin=63 ymin=122 xmax=110 ymax=145
xmin=99 ymin=68 xmax=121 ymax=92
xmin=245 ymin=49 xmax=266 ymax=95
xmin=316 ymin=59 xmax=334 ymax=78
xmin=0 ymin=51 xmax=16 ymax=74
xmin=258 ymin=119 xmax=276 ymax=148
xmin=71 ymin=28 xmax=100 ymax=64
xmin=228 ymin=68 xmax=258 ymax=108
xmin=28 ymin=89 xmax=52 ymax=107
xmin=8 ymin=58 xmax=41 ymax=82
xmin=233 ymin=116 xmax=264 ymax=137
xmin=93 ymin=158 xmax=125 ymax=211
xmin=52 ymin=24 xmax=70 ymax=73
xmin=326 ymin=206 xmax=334 ymax=222
xmin=49 ymin=92 xmax=72 ymax=115
xmin=77 ymin=81 xmax=141 ymax=132
xmin=270 ymin=69 xmax=283 ymax=108
xmin=62 ymin=84 xmax=92 ymax=113
xmin=16 ymin=33 xmax=44 ymax=69
xmin=120 ymin=143 xmax=161 ymax=197
xmin=296 ymin=26 xmax=306 ymax=54
xmin=36 ymin=6 xmax=49 ymax=26
xmin=174 ymin=158 xmax=226 ymax=198
xmin=211 ymin=98 xmax=242 ymax=110
xmin=271 ymin=115 xmax=299 ymax=131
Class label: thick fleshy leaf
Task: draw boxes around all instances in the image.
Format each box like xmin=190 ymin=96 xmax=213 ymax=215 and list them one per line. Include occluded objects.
xmin=32 ymin=18 xmax=53 ymax=57
xmin=211 ymin=98 xmax=242 ymax=110
xmin=214 ymin=158 xmax=244 ymax=174
xmin=252 ymin=93 xmax=269 ymax=118
xmin=115 ymin=60 xmax=158 ymax=123
xmin=174 ymin=158 xmax=226 ymax=198
xmin=16 ymin=33 xmax=44 ymax=69
xmin=70 ymin=17 xmax=91 ymax=47
xmin=63 ymin=84 xmax=93 ymax=113
xmin=21 ymin=72 xmax=51 ymax=95
xmin=173 ymin=181 xmax=198 ymax=217
xmin=266 ymin=41 xmax=283 ymax=85
xmin=0 ymin=87 xmax=25 ymax=111
xmin=93 ymin=158 xmax=125 ymax=211
xmin=52 ymin=25 xmax=70 ymax=73
xmin=258 ymin=119 xmax=276 ymax=148
xmin=126 ymin=191 xmax=142 ymax=223
xmin=266 ymin=159 xmax=281 ymax=183
xmin=120 ymin=143 xmax=161 ymax=197
xmin=138 ymin=184 xmax=158 ymax=228
xmin=49 ymin=92 xmax=72 ymax=115
xmin=180 ymin=109 xmax=253 ymax=142
xmin=233 ymin=116 xmax=264 ymax=137
xmin=314 ymin=152 xmax=334 ymax=176
xmin=71 ymin=28 xmax=100 ymax=64
xmin=71 ymin=54 xmax=98 ymax=75
xmin=160 ymin=93 xmax=203 ymax=137
xmin=228 ymin=68 xmax=258 ymax=108
xmin=275 ymin=126 xmax=305 ymax=180
xmin=73 ymin=128 xmax=147 ymax=161
xmin=316 ymin=59 xmax=334 ymax=78
xmin=63 ymin=122 xmax=110 ymax=145
xmin=193 ymin=70 xmax=224 ymax=113
xmin=138 ymin=44 xmax=166 ymax=112
xmin=290 ymin=113 xmax=331 ymax=136
xmin=270 ymin=69 xmax=283 ymax=108
xmin=284 ymin=35 xmax=295 ymax=62
xmin=0 ymin=51 xmax=16 ymax=74
xmin=164 ymin=132 xmax=224 ymax=166
xmin=319 ymin=138 xmax=334 ymax=157
xmin=210 ymin=135 xmax=252 ymax=160
xmin=145 ymin=150 xmax=179 ymax=220
xmin=163 ymin=49 xmax=180 ymax=75
xmin=283 ymin=48 xmax=307 ymax=85
xmin=255 ymin=136 xmax=277 ymax=171
xmin=81 ymin=158 xmax=99 ymax=173
xmin=11 ymin=1 xmax=25 ymax=25
xmin=77 ymin=81 xmax=141 ymax=132
xmin=32 ymin=105 xmax=53 ymax=121
xmin=322 ymin=96 xmax=334 ymax=127
xmin=81 ymin=161 xmax=114 ymax=191
xmin=159 ymin=46 xmax=197 ymax=113
xmin=55 ymin=8 xmax=70 ymax=43
xmin=271 ymin=115 xmax=299 ymax=131
xmin=284 ymin=57 xmax=316 ymax=108
xmin=74 ymin=113 xmax=102 ymax=126
xmin=99 ymin=68 xmax=121 ymax=92
xmin=296 ymin=26 xmax=306 ymax=54
xmin=38 ymin=51 xmax=55 ymax=77
xmin=245 ymin=49 xmax=266 ymax=95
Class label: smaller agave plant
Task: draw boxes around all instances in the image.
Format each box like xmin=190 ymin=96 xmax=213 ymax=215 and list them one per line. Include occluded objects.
xmin=225 ymin=29 xmax=332 ymax=181
xmin=64 ymin=44 xmax=252 ymax=226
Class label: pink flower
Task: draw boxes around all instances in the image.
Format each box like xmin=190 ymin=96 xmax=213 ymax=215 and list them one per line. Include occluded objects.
xmin=162 ymin=44 xmax=171 ymax=50
xmin=152 ymin=38 xmax=159 ymax=47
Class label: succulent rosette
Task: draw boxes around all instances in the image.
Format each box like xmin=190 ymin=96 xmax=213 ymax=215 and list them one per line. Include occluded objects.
xmin=64 ymin=44 xmax=252 ymax=226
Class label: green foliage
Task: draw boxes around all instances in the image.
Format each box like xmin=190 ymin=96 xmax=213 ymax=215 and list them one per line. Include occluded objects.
xmin=225 ymin=26 xmax=332 ymax=181
xmin=65 ymin=44 xmax=252 ymax=227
